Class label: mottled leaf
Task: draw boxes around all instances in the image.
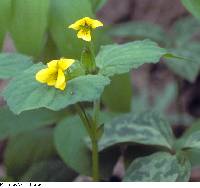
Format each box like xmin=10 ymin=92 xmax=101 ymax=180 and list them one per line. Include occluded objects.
xmin=123 ymin=152 xmax=191 ymax=182
xmin=2 ymin=63 xmax=110 ymax=114
xmin=98 ymin=112 xmax=174 ymax=151
xmin=96 ymin=40 xmax=167 ymax=77
xmin=0 ymin=53 xmax=33 ymax=79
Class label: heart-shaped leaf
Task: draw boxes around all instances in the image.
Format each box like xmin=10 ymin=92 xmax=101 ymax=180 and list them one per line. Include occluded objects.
xmin=96 ymin=40 xmax=167 ymax=77
xmin=2 ymin=63 xmax=110 ymax=114
xmin=123 ymin=152 xmax=191 ymax=182
xmin=0 ymin=53 xmax=33 ymax=79
xmin=98 ymin=112 xmax=174 ymax=151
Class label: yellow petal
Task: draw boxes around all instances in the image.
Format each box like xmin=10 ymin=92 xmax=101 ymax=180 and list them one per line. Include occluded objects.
xmin=68 ymin=18 xmax=85 ymax=30
xmin=36 ymin=68 xmax=50 ymax=83
xmin=77 ymin=29 xmax=91 ymax=42
xmin=46 ymin=78 xmax=56 ymax=86
xmin=47 ymin=60 xmax=58 ymax=68
xmin=55 ymin=69 xmax=66 ymax=90
xmin=91 ymin=19 xmax=103 ymax=29
xmin=58 ymin=81 xmax=66 ymax=91
xmin=58 ymin=58 xmax=75 ymax=71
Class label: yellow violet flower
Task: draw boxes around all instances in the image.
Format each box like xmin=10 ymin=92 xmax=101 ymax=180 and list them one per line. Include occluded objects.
xmin=68 ymin=17 xmax=103 ymax=42
xmin=36 ymin=58 xmax=75 ymax=91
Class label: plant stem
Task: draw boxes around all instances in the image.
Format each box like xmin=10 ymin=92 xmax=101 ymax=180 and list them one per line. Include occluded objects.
xmin=75 ymin=102 xmax=100 ymax=181
xmin=91 ymin=100 xmax=100 ymax=181
xmin=91 ymin=136 xmax=99 ymax=181
xmin=94 ymin=100 xmax=100 ymax=125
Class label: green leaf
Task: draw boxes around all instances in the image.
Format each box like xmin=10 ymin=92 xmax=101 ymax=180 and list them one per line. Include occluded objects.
xmin=20 ymin=159 xmax=77 ymax=182
xmin=181 ymin=0 xmax=200 ymax=21
xmin=123 ymin=152 xmax=191 ymax=182
xmin=98 ymin=112 xmax=174 ymax=151
xmin=10 ymin=0 xmax=49 ymax=56
xmin=102 ymin=73 xmax=132 ymax=112
xmin=54 ymin=116 xmax=91 ymax=175
xmin=4 ymin=128 xmax=55 ymax=180
xmin=172 ymin=17 xmax=200 ymax=47
xmin=181 ymin=131 xmax=200 ymax=150
xmin=176 ymin=153 xmax=191 ymax=182
xmin=49 ymin=0 xmax=93 ymax=58
xmin=2 ymin=63 xmax=110 ymax=114
xmin=96 ymin=40 xmax=167 ymax=77
xmin=153 ymin=83 xmax=178 ymax=112
xmin=90 ymin=0 xmax=107 ymax=11
xmin=165 ymin=43 xmax=200 ymax=82
xmin=54 ymin=116 xmax=120 ymax=177
xmin=132 ymin=83 xmax=177 ymax=113
xmin=0 ymin=0 xmax=12 ymax=50
xmin=0 ymin=53 xmax=33 ymax=79
xmin=0 ymin=106 xmax=65 ymax=140
xmin=109 ymin=21 xmax=170 ymax=46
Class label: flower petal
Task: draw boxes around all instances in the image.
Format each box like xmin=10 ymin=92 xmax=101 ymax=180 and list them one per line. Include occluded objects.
xmin=55 ymin=69 xmax=66 ymax=90
xmin=47 ymin=60 xmax=58 ymax=68
xmin=68 ymin=18 xmax=85 ymax=30
xmin=36 ymin=68 xmax=51 ymax=83
xmin=91 ymin=19 xmax=103 ymax=29
xmin=58 ymin=58 xmax=75 ymax=71
xmin=77 ymin=29 xmax=91 ymax=42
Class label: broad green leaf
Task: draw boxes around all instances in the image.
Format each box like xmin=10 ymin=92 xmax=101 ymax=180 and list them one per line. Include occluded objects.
xmin=172 ymin=17 xmax=200 ymax=47
xmin=181 ymin=0 xmax=200 ymax=21
xmin=4 ymin=128 xmax=55 ymax=180
xmin=186 ymin=149 xmax=200 ymax=167
xmin=54 ymin=116 xmax=91 ymax=175
xmin=49 ymin=0 xmax=93 ymax=58
xmin=153 ymin=83 xmax=177 ymax=113
xmin=10 ymin=0 xmax=49 ymax=56
xmin=0 ymin=0 xmax=12 ymax=50
xmin=165 ymin=43 xmax=200 ymax=82
xmin=96 ymin=40 xmax=167 ymax=77
xmin=123 ymin=152 xmax=191 ymax=182
xmin=109 ymin=21 xmax=170 ymax=46
xmin=98 ymin=112 xmax=174 ymax=151
xmin=54 ymin=116 xmax=120 ymax=177
xmin=20 ymin=160 xmax=77 ymax=182
xmin=181 ymin=119 xmax=200 ymax=138
xmin=176 ymin=154 xmax=191 ymax=181
xmin=132 ymin=83 xmax=177 ymax=113
xmin=102 ymin=73 xmax=132 ymax=112
xmin=0 ymin=107 xmax=65 ymax=140
xmin=90 ymin=0 xmax=107 ymax=11
xmin=2 ymin=63 xmax=110 ymax=114
xmin=0 ymin=53 xmax=33 ymax=79
xmin=181 ymin=131 xmax=200 ymax=150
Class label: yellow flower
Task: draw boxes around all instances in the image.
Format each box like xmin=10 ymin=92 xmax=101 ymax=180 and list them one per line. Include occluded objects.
xmin=36 ymin=58 xmax=75 ymax=91
xmin=68 ymin=17 xmax=103 ymax=42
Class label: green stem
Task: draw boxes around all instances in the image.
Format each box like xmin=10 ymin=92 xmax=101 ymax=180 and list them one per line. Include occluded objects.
xmin=93 ymin=100 xmax=100 ymax=125
xmin=75 ymin=103 xmax=92 ymax=137
xmin=75 ymin=102 xmax=100 ymax=181
xmin=92 ymin=136 xmax=99 ymax=181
